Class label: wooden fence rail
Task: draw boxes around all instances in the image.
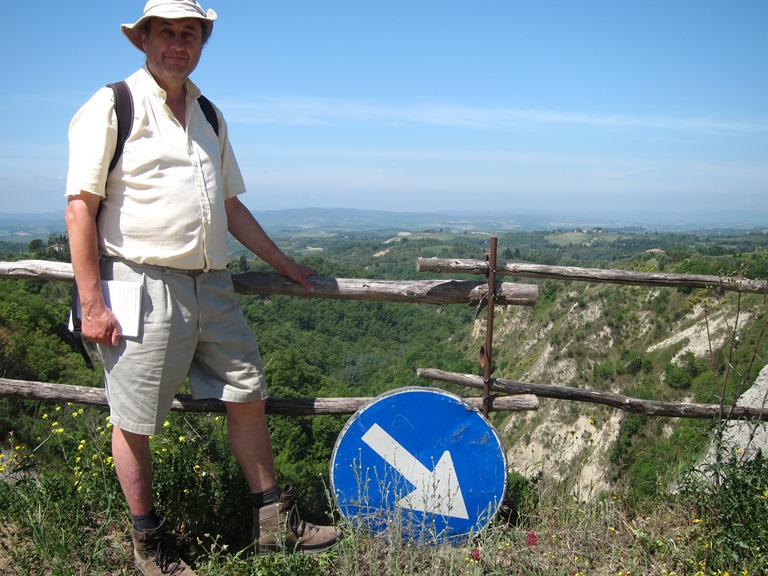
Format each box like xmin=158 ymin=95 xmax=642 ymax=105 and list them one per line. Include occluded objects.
xmin=417 ymin=257 xmax=768 ymax=295
xmin=0 ymin=377 xmax=538 ymax=416
xmin=0 ymin=260 xmax=538 ymax=307
xmin=417 ymin=368 xmax=768 ymax=421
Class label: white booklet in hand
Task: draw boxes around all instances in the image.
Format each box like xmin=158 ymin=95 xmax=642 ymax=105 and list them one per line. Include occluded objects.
xmin=69 ymin=280 xmax=143 ymax=338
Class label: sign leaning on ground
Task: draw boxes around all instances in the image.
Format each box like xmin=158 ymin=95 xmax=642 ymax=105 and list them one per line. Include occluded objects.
xmin=331 ymin=387 xmax=507 ymax=544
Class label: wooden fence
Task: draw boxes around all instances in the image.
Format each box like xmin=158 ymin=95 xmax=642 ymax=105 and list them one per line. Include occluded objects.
xmin=1 ymin=256 xmax=767 ymax=420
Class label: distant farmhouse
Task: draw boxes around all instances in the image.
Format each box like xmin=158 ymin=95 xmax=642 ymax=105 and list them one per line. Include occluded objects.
xmin=575 ymin=227 xmax=603 ymax=234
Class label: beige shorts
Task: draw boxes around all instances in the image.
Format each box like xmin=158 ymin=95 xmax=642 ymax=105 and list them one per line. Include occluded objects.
xmin=98 ymin=258 xmax=268 ymax=435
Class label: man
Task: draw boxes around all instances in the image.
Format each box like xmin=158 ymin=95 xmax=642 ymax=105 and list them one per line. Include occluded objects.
xmin=65 ymin=1 xmax=340 ymax=574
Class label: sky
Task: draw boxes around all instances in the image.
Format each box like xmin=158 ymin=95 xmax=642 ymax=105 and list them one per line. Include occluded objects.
xmin=1 ymin=1 xmax=767 ymax=218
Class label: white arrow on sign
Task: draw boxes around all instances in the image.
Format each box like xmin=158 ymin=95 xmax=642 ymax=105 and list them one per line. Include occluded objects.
xmin=361 ymin=423 xmax=469 ymax=520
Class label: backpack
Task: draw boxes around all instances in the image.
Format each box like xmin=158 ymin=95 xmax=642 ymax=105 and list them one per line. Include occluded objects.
xmin=107 ymin=80 xmax=220 ymax=171
xmin=70 ymin=82 xmax=221 ymax=368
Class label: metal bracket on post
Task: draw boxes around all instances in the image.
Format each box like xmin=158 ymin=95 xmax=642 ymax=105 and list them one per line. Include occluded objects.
xmin=479 ymin=237 xmax=498 ymax=418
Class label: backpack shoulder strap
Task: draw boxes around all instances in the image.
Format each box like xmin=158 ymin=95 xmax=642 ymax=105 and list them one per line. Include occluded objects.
xmin=107 ymin=81 xmax=134 ymax=172
xmin=197 ymin=94 xmax=219 ymax=137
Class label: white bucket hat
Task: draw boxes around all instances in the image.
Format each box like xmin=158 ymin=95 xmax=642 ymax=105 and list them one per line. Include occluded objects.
xmin=121 ymin=0 xmax=217 ymax=52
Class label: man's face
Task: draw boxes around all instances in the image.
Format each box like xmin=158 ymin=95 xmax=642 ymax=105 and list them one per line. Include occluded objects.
xmin=141 ymin=17 xmax=204 ymax=85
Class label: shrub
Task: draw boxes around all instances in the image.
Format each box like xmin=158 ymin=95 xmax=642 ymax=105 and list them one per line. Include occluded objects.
xmin=664 ymin=363 xmax=692 ymax=390
xmin=594 ymin=362 xmax=615 ymax=382
xmin=680 ymin=449 xmax=768 ymax=573
xmin=500 ymin=471 xmax=540 ymax=525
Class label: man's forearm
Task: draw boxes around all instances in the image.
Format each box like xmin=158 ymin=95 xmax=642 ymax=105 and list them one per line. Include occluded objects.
xmin=65 ymin=194 xmax=123 ymax=345
xmin=224 ymin=196 xmax=316 ymax=292
xmin=65 ymin=195 xmax=106 ymax=312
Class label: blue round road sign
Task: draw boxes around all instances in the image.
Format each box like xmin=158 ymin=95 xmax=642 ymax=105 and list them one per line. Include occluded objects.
xmin=331 ymin=387 xmax=507 ymax=543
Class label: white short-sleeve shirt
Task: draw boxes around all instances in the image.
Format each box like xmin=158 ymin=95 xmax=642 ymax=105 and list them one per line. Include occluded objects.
xmin=66 ymin=65 xmax=246 ymax=271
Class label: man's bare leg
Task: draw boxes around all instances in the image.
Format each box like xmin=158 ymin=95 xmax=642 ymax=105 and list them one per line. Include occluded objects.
xmin=112 ymin=426 xmax=154 ymax=516
xmin=224 ymin=400 xmax=277 ymax=493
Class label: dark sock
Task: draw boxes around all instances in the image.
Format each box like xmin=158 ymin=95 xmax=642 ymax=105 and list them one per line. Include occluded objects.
xmin=132 ymin=508 xmax=161 ymax=532
xmin=252 ymin=486 xmax=281 ymax=508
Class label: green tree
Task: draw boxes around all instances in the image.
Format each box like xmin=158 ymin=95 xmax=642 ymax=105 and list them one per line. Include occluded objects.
xmin=28 ymin=239 xmax=45 ymax=253
xmin=664 ymin=363 xmax=691 ymax=390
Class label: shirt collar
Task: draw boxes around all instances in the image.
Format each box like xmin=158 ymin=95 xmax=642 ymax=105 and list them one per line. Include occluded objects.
xmin=138 ymin=64 xmax=202 ymax=101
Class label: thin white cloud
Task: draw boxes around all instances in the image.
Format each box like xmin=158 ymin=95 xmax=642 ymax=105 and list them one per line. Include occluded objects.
xmin=219 ymin=95 xmax=768 ymax=135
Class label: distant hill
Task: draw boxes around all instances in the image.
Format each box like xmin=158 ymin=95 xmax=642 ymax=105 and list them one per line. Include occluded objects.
xmin=252 ymin=207 xmax=768 ymax=233
xmin=0 ymin=212 xmax=66 ymax=242
xmin=251 ymin=208 xmax=530 ymax=233
xmin=1 ymin=207 xmax=766 ymax=241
